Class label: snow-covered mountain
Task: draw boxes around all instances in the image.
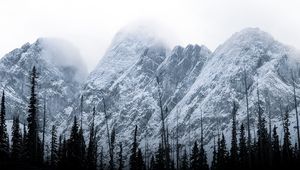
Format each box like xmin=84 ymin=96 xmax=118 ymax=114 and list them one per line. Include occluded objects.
xmin=77 ymin=27 xmax=300 ymax=161
xmin=2 ymin=26 xmax=300 ymax=162
xmin=0 ymin=38 xmax=88 ymax=126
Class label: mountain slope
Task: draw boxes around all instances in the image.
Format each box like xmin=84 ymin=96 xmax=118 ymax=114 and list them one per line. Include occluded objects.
xmin=80 ymin=27 xmax=300 ymax=162
xmin=76 ymin=26 xmax=212 ymax=160
xmin=0 ymin=38 xmax=87 ymax=126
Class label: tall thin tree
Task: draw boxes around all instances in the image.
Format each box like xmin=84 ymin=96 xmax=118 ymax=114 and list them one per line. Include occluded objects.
xmin=0 ymin=90 xmax=9 ymax=162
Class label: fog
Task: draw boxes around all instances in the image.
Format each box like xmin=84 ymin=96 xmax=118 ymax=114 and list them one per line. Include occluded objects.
xmin=1 ymin=0 xmax=300 ymax=72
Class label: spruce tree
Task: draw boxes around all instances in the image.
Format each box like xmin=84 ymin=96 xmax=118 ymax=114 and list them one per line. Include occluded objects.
xmin=282 ymin=110 xmax=292 ymax=166
xmin=67 ymin=116 xmax=81 ymax=170
xmin=11 ymin=115 xmax=22 ymax=162
xmin=149 ymin=155 xmax=155 ymax=170
xmin=239 ymin=124 xmax=247 ymax=169
xmin=230 ymin=102 xmax=238 ymax=169
xmin=211 ymin=137 xmax=218 ymax=170
xmin=50 ymin=125 xmax=58 ymax=168
xmin=110 ymin=127 xmax=116 ymax=170
xmin=271 ymin=125 xmax=280 ymax=168
xmin=26 ymin=66 xmax=43 ymax=164
xmin=256 ymin=88 xmax=269 ymax=168
xmin=87 ymin=107 xmax=97 ymax=170
xmin=130 ymin=125 xmax=138 ymax=170
xmin=78 ymin=126 xmax=86 ymax=169
xmin=118 ymin=142 xmax=124 ymax=170
xmin=199 ymin=143 xmax=209 ymax=170
xmin=0 ymin=90 xmax=9 ymax=163
xmin=137 ymin=148 xmax=144 ymax=170
xmin=190 ymin=141 xmax=199 ymax=170
xmin=217 ymin=134 xmax=228 ymax=170
xmin=181 ymin=148 xmax=189 ymax=170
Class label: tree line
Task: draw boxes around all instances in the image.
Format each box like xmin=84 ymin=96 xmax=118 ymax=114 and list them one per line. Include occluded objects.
xmin=0 ymin=67 xmax=300 ymax=170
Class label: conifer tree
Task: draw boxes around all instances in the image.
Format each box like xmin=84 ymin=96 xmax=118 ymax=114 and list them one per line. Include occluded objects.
xmin=110 ymin=127 xmax=116 ymax=170
xmin=67 ymin=116 xmax=81 ymax=170
xmin=137 ymin=148 xmax=144 ymax=170
xmin=282 ymin=110 xmax=292 ymax=165
xmin=154 ymin=144 xmax=165 ymax=170
xmin=217 ymin=134 xmax=228 ymax=170
xmin=58 ymin=137 xmax=67 ymax=170
xmin=211 ymin=137 xmax=218 ymax=170
xmin=78 ymin=125 xmax=86 ymax=169
xmin=190 ymin=141 xmax=199 ymax=170
xmin=256 ymin=88 xmax=269 ymax=168
xmin=239 ymin=124 xmax=247 ymax=169
xmin=118 ymin=142 xmax=124 ymax=170
xmin=26 ymin=66 xmax=43 ymax=164
xmin=87 ymin=107 xmax=97 ymax=170
xmin=199 ymin=142 xmax=209 ymax=170
xmin=50 ymin=125 xmax=58 ymax=168
xmin=181 ymin=148 xmax=189 ymax=170
xmin=11 ymin=115 xmax=22 ymax=162
xmin=230 ymin=102 xmax=238 ymax=169
xmin=0 ymin=91 xmax=9 ymax=163
xmin=271 ymin=125 xmax=280 ymax=168
xmin=130 ymin=125 xmax=138 ymax=170
xmin=149 ymin=155 xmax=155 ymax=170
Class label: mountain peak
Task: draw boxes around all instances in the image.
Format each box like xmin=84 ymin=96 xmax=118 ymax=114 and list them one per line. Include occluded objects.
xmin=227 ymin=27 xmax=275 ymax=46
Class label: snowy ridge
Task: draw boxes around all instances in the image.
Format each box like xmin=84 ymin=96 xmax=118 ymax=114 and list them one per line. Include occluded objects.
xmin=2 ymin=26 xmax=300 ymax=163
xmin=0 ymin=38 xmax=87 ymax=130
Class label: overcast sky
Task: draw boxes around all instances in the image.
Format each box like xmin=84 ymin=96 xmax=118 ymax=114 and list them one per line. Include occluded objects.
xmin=1 ymin=0 xmax=300 ymax=72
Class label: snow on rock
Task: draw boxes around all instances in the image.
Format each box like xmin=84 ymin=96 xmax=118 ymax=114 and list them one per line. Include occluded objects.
xmin=0 ymin=38 xmax=87 ymax=127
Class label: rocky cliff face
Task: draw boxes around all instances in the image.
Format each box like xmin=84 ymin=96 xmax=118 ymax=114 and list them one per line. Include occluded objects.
xmin=0 ymin=38 xmax=87 ymax=128
xmin=2 ymin=27 xmax=300 ymax=162
xmin=79 ymin=27 xmax=300 ymax=161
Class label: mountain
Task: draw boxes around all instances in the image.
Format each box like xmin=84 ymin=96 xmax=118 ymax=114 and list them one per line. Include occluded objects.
xmin=2 ymin=26 xmax=300 ymax=163
xmin=79 ymin=27 xmax=300 ymax=161
xmin=77 ymin=25 xmax=212 ymax=159
xmin=166 ymin=28 xmax=300 ymax=152
xmin=0 ymin=38 xmax=87 ymax=126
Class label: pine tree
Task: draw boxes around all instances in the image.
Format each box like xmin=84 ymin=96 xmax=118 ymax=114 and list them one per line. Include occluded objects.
xmin=42 ymin=99 xmax=46 ymax=161
xmin=230 ymin=102 xmax=238 ymax=169
xmin=87 ymin=107 xmax=97 ymax=170
xmin=271 ymin=125 xmax=280 ymax=168
xmin=239 ymin=124 xmax=247 ymax=169
xmin=118 ymin=142 xmax=124 ymax=170
xmin=216 ymin=134 xmax=228 ymax=170
xmin=110 ymin=127 xmax=116 ymax=170
xmin=67 ymin=116 xmax=81 ymax=170
xmin=199 ymin=143 xmax=209 ymax=170
xmin=50 ymin=125 xmax=58 ymax=168
xmin=190 ymin=141 xmax=199 ymax=170
xmin=181 ymin=148 xmax=189 ymax=170
xmin=211 ymin=137 xmax=218 ymax=170
xmin=0 ymin=90 xmax=9 ymax=163
xmin=130 ymin=125 xmax=138 ymax=170
xmin=137 ymin=148 xmax=144 ymax=170
xmin=154 ymin=144 xmax=165 ymax=170
xmin=256 ymin=88 xmax=269 ymax=168
xmin=282 ymin=110 xmax=292 ymax=166
xmin=78 ymin=126 xmax=86 ymax=169
xmin=149 ymin=155 xmax=155 ymax=170
xmin=58 ymin=137 xmax=67 ymax=170
xmin=26 ymin=66 xmax=43 ymax=164
xmin=11 ymin=115 xmax=22 ymax=162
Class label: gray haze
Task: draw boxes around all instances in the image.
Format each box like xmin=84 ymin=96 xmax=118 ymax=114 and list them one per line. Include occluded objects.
xmin=1 ymin=0 xmax=300 ymax=72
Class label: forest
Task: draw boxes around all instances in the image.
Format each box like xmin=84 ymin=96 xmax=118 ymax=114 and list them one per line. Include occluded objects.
xmin=1 ymin=66 xmax=300 ymax=170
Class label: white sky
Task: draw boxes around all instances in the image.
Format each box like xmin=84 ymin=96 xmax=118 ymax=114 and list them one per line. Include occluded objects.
xmin=1 ymin=0 xmax=300 ymax=72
